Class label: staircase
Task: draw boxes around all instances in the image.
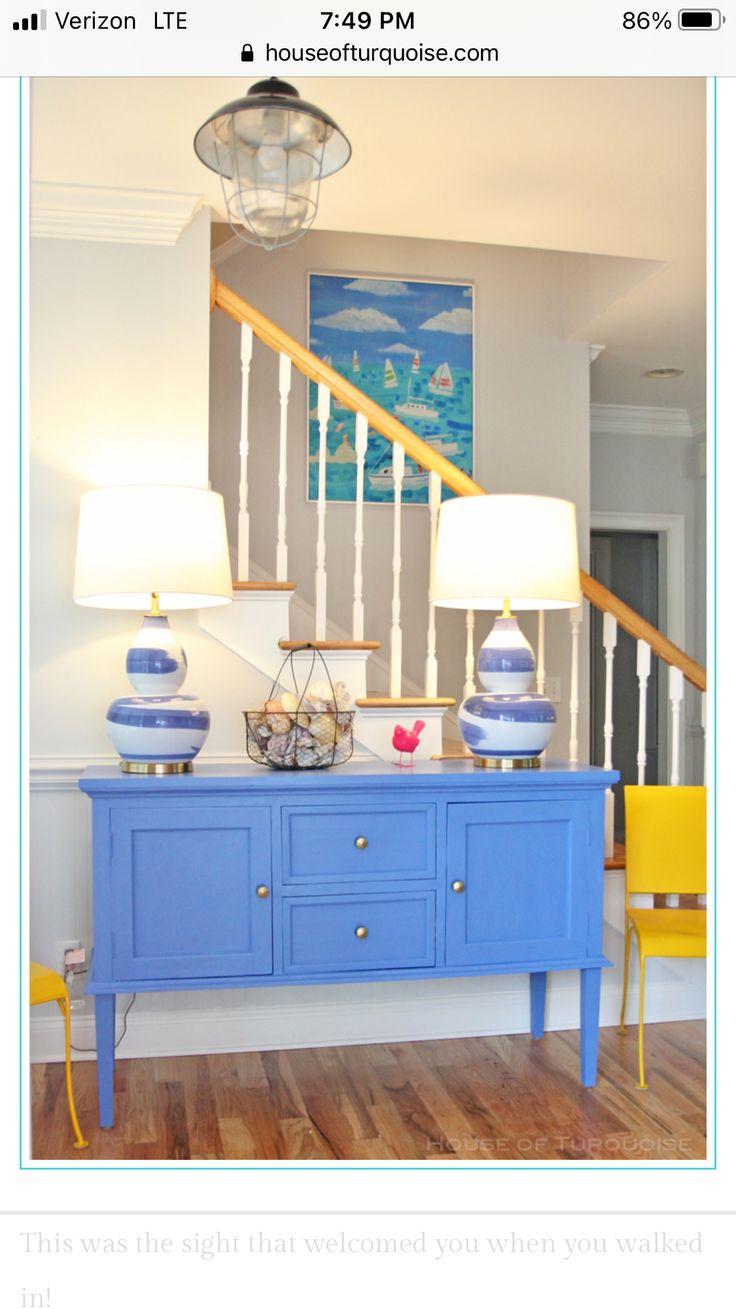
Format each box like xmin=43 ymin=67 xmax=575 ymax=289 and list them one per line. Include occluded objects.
xmin=204 ymin=271 xmax=707 ymax=832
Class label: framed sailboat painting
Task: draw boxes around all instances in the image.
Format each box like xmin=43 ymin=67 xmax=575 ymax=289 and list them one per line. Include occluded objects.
xmin=306 ymin=272 xmax=474 ymax=505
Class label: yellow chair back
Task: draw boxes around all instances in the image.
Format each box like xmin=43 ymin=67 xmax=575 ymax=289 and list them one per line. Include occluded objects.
xmin=624 ymin=785 xmax=706 ymax=896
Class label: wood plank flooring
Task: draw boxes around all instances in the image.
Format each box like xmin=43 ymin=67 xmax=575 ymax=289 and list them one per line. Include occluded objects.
xmin=31 ymin=1020 xmax=706 ymax=1162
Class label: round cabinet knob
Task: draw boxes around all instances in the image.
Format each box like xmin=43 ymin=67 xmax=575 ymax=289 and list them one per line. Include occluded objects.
xmin=451 ymin=880 xmax=465 ymax=894
xmin=256 ymin=885 xmax=270 ymax=899
xmin=355 ymin=836 xmax=368 ymax=850
xmin=355 ymin=926 xmax=369 ymax=939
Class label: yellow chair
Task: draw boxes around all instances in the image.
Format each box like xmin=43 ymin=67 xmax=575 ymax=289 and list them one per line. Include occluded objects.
xmin=30 ymin=962 xmax=88 ymax=1149
xmin=619 ymin=785 xmax=706 ymax=1090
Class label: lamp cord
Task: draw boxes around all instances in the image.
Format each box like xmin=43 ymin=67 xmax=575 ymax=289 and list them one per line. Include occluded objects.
xmin=70 ymin=993 xmax=137 ymax=1054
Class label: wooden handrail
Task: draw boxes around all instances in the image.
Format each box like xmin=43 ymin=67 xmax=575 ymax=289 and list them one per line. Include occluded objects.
xmin=212 ymin=274 xmax=482 ymax=500
xmin=212 ymin=271 xmax=706 ymax=692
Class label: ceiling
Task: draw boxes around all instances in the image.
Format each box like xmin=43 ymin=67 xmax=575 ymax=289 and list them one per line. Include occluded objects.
xmin=31 ymin=77 xmax=706 ymax=416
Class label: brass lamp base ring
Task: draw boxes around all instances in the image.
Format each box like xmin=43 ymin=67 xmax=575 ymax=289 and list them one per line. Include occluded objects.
xmin=120 ymin=761 xmax=194 ymax=775
xmin=473 ymin=756 xmax=541 ymax=770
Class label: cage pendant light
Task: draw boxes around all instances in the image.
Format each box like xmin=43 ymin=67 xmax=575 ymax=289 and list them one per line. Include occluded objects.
xmin=194 ymin=78 xmax=351 ymax=251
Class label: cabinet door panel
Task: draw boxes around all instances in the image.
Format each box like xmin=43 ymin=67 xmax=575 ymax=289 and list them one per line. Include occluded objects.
xmin=446 ymin=800 xmax=589 ymax=966
xmin=110 ymin=806 xmax=272 ymax=980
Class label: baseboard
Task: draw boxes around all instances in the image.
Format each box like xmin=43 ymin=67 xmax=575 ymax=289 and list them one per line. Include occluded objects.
xmin=30 ymin=973 xmax=705 ymax=1064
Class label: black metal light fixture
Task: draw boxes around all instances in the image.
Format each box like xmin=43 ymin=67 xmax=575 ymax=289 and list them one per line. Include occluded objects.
xmin=194 ymin=78 xmax=351 ymax=251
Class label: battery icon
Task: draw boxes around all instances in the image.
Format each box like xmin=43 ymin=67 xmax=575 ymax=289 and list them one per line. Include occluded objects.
xmin=678 ymin=8 xmax=722 ymax=26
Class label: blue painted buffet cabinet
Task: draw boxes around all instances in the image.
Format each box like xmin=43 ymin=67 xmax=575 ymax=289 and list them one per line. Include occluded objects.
xmin=79 ymin=759 xmax=617 ymax=1127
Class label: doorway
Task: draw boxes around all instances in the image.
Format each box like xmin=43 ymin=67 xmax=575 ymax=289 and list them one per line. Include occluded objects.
xmin=590 ymin=530 xmax=662 ymax=841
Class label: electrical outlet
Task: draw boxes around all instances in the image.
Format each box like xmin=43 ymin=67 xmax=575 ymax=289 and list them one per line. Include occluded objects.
xmin=546 ymin=676 xmax=562 ymax=704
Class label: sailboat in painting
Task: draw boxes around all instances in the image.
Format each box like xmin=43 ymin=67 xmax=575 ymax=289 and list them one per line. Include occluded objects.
xmin=428 ymin=361 xmax=454 ymax=396
xmin=352 ymin=350 xmax=360 ymax=373
xmin=394 ymin=360 xmax=438 ymax=421
xmin=384 ymin=358 xmax=398 ymax=389
xmin=411 ymin=351 xmax=420 ymax=373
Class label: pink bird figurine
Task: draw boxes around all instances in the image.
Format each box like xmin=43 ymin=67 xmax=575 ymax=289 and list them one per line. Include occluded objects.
xmin=392 ymin=720 xmax=426 ymax=767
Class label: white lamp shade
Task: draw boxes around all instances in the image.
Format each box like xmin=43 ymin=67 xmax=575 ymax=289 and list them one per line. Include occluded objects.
xmin=431 ymin=494 xmax=580 ymax=610
xmin=74 ymin=485 xmax=233 ymax=610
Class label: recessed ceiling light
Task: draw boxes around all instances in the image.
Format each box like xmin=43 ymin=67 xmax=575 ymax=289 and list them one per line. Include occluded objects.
xmin=644 ymin=367 xmax=684 ymax=380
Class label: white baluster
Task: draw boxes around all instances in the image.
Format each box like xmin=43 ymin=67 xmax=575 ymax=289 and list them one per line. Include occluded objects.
xmin=389 ymin=441 xmax=405 ymax=697
xmin=636 ymin=640 xmax=652 ymax=786
xmin=424 ymin=471 xmax=441 ymax=698
xmin=352 ymin=413 xmax=368 ymax=641
xmin=603 ymin=612 xmax=617 ymax=858
xmin=276 ymin=353 xmax=292 ymax=581
xmin=536 ymin=611 xmax=546 ymax=694
xmin=315 ymin=382 xmax=330 ymax=640
xmin=387 ymin=439 xmax=403 ymax=701
xmin=464 ymin=610 xmax=476 ymax=700
xmin=668 ymin=665 xmax=685 ymax=786
xmin=237 ymin=324 xmax=253 ymax=580
xmin=568 ymin=601 xmax=582 ymax=762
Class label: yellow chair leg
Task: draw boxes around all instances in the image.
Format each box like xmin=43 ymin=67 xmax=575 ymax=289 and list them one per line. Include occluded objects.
xmin=57 ymin=997 xmax=89 ymax=1150
xmin=619 ymin=919 xmax=632 ymax=1032
xmin=637 ymin=954 xmax=648 ymax=1091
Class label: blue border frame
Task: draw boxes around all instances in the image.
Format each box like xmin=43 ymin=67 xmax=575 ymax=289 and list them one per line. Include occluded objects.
xmin=19 ymin=77 xmax=717 ymax=1173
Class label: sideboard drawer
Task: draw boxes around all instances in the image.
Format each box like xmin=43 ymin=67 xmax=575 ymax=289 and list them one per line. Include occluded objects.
xmin=282 ymin=804 xmax=435 ymax=884
xmin=283 ymin=891 xmax=436 ymax=973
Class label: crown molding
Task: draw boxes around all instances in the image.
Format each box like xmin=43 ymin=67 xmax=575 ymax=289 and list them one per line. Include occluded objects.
xmin=591 ymin=403 xmax=695 ymax=440
xmin=687 ymin=402 xmax=707 ymax=441
xmin=31 ymin=182 xmax=204 ymax=246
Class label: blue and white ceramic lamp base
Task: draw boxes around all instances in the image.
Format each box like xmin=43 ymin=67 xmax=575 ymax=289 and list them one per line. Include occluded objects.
xmin=106 ymin=613 xmax=210 ymax=773
xmin=457 ymin=615 xmax=556 ymax=768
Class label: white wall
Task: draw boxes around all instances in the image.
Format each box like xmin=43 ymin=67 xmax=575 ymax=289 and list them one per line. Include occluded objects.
xmin=29 ymin=210 xmax=275 ymax=1058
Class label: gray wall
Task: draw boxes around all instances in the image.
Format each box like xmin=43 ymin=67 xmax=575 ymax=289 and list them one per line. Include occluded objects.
xmin=210 ymin=230 xmax=593 ymax=759
xmin=591 ymin=429 xmax=705 ymax=779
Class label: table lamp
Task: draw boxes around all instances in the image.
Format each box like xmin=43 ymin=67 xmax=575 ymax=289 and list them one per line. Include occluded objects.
xmin=432 ymin=494 xmax=580 ymax=767
xmin=74 ymin=485 xmax=232 ymax=773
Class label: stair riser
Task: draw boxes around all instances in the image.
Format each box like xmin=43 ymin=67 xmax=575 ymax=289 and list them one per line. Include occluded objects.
xmin=353 ymin=707 xmax=447 ymax=763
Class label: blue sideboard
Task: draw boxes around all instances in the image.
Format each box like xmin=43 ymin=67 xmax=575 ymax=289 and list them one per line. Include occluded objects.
xmin=79 ymin=759 xmax=617 ymax=1128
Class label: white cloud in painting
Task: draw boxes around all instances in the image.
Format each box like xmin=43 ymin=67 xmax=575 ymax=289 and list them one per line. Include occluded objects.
xmin=314 ymin=307 xmax=405 ymax=333
xmin=377 ymin=343 xmax=420 ymax=355
xmin=419 ymin=307 xmax=473 ymax=335
xmin=344 ymin=279 xmax=412 ymax=297
xmin=462 ymin=287 xmax=473 ymax=297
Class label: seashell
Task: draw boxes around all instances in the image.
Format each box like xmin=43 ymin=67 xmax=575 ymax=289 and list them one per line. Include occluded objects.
xmin=296 ymin=745 xmax=318 ymax=767
xmin=266 ymin=733 xmax=289 ymax=760
xmin=310 ymin=713 xmax=339 ymax=746
xmin=280 ymin=691 xmax=299 ymax=713
xmin=267 ymin=713 xmax=292 ymax=735
xmin=265 ymin=699 xmax=283 ymax=714
xmin=256 ymin=723 xmax=271 ymax=740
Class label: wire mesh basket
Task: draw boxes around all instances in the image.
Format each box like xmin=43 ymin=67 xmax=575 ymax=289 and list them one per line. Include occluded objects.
xmin=243 ymin=645 xmax=354 ymax=770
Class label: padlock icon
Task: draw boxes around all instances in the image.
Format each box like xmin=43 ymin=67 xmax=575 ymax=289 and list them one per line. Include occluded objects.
xmin=241 ymin=43 xmax=254 ymax=62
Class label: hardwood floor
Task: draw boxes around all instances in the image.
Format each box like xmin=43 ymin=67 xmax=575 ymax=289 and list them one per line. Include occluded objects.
xmin=30 ymin=1020 xmax=706 ymax=1162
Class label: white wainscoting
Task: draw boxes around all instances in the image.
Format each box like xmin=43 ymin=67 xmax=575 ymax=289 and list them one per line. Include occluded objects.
xmin=29 ymin=760 xmax=706 ymax=1064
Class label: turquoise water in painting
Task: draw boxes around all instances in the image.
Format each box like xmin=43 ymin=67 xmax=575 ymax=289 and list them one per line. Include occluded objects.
xmin=308 ymin=361 xmax=473 ymax=505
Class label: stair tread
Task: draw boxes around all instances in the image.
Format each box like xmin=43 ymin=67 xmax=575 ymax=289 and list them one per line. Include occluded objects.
xmin=357 ymin=697 xmax=455 ymax=708
xmin=279 ymin=639 xmax=381 ymax=651
xmin=234 ymin=581 xmax=296 ymax=591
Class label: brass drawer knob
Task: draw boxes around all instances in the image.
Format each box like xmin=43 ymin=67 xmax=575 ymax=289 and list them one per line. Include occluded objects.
xmin=355 ymin=926 xmax=369 ymax=939
xmin=451 ymin=880 xmax=465 ymax=893
xmin=256 ymin=885 xmax=270 ymax=899
xmin=355 ymin=836 xmax=368 ymax=850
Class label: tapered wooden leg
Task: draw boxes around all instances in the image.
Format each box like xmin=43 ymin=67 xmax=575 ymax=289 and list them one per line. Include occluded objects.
xmin=95 ymin=993 xmax=116 ymax=1128
xmin=580 ymin=967 xmax=602 ymax=1087
xmin=530 ymin=971 xmax=547 ymax=1039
